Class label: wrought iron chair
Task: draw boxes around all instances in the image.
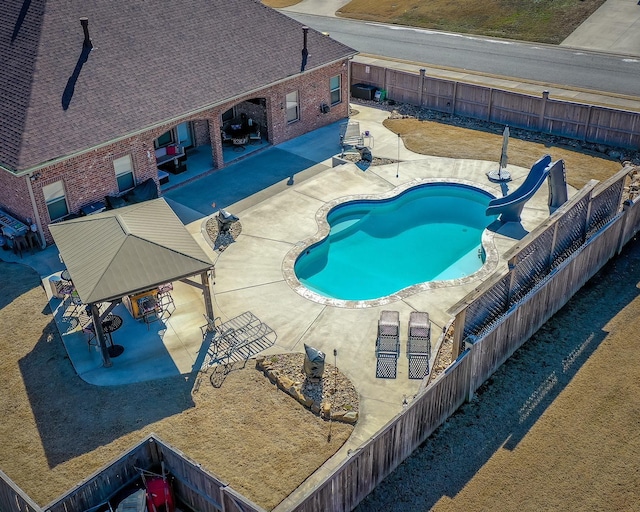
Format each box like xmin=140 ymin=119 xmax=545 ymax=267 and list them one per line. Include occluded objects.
xmin=157 ymin=282 xmax=175 ymax=316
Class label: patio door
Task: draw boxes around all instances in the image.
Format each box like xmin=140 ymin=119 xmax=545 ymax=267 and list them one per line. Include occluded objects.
xmin=176 ymin=122 xmax=193 ymax=148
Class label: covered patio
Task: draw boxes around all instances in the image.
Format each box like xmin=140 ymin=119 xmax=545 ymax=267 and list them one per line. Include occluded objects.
xmin=48 ymin=198 xmax=215 ymax=385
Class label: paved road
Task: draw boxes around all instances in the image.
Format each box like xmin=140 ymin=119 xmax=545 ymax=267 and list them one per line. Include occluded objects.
xmin=283 ymin=12 xmax=640 ymax=98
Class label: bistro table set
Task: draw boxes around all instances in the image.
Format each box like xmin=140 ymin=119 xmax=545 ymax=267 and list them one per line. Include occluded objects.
xmin=57 ymin=265 xmax=178 ymax=360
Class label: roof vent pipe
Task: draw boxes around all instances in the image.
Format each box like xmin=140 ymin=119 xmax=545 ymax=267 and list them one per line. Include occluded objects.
xmin=301 ymin=26 xmax=309 ymax=72
xmin=80 ymin=17 xmax=93 ymax=49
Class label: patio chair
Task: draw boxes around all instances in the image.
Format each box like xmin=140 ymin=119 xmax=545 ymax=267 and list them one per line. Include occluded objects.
xmin=407 ymin=311 xmax=431 ymax=379
xmin=221 ymin=128 xmax=233 ymax=146
xmin=82 ymin=321 xmax=98 ymax=351
xmin=138 ymin=296 xmax=162 ymax=330
xmin=67 ymin=289 xmax=84 ymax=316
xmin=375 ymin=310 xmax=400 ymax=378
xmin=157 ymin=282 xmax=175 ymax=316
xmin=248 ymin=124 xmax=261 ymax=144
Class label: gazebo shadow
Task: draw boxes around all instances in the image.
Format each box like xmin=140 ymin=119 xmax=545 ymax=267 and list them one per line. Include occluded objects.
xmin=18 ymin=316 xmax=196 ymax=468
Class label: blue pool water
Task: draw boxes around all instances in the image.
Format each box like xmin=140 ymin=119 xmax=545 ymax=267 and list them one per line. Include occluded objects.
xmin=294 ymin=183 xmax=497 ymax=300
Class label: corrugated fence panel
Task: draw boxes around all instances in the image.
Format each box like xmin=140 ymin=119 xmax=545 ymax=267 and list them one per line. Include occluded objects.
xmin=462 ymin=272 xmax=511 ymax=339
xmin=386 ymin=69 xmax=420 ymax=105
xmin=453 ymin=83 xmax=490 ymax=119
xmin=588 ymin=173 xmax=626 ymax=237
xmin=543 ymin=100 xmax=590 ymax=139
xmin=509 ymin=227 xmax=554 ymax=305
xmin=0 ymin=470 xmax=40 ymax=512
xmin=490 ymin=90 xmax=541 ymax=129
xmin=551 ymin=194 xmax=590 ymax=266
xmin=586 ymin=107 xmax=640 ymax=148
xmin=469 ymin=215 xmax=624 ymax=392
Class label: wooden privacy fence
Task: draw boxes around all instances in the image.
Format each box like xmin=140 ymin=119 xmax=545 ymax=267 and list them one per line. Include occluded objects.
xmin=283 ymin=350 xmax=472 ymax=512
xmin=0 ymin=470 xmax=40 ymax=512
xmin=40 ymin=435 xmax=263 ymax=512
xmin=277 ymin=167 xmax=640 ymax=511
xmin=451 ymin=167 xmax=628 ymax=359
xmin=350 ymin=62 xmax=640 ymax=149
xmin=3 ymin=172 xmax=640 ymax=512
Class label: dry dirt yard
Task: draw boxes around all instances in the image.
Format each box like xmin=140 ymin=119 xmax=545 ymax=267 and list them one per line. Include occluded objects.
xmin=0 ymin=262 xmax=353 ymax=510
xmin=0 ymin=117 xmax=636 ymax=511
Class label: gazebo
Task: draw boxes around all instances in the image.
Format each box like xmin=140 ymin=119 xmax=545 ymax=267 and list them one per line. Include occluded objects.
xmin=50 ymin=198 xmax=215 ymax=367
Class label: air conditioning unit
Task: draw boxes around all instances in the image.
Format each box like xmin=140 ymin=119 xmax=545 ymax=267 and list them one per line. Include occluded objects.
xmin=320 ymin=103 xmax=330 ymax=114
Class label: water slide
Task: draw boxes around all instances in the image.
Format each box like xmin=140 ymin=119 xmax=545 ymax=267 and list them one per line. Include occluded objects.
xmin=485 ymin=154 xmax=552 ymax=223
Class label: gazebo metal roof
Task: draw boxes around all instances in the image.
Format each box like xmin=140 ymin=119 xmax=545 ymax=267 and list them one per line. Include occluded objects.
xmin=50 ymin=198 xmax=214 ymax=304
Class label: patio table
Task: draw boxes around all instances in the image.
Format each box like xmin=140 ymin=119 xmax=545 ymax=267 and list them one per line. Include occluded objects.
xmin=232 ymin=136 xmax=248 ymax=151
xmin=102 ymin=314 xmax=124 ymax=357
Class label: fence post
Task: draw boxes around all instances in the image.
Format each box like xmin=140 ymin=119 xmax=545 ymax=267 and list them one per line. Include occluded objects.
xmin=383 ymin=67 xmax=388 ymax=98
xmin=583 ymin=105 xmax=593 ymax=141
xmin=505 ymin=257 xmax=518 ymax=308
xmin=419 ymin=68 xmax=426 ymax=107
xmin=583 ymin=188 xmax=595 ymax=242
xmin=539 ymin=90 xmax=549 ymax=132
xmin=617 ymin=200 xmax=633 ymax=254
xmin=452 ymin=308 xmax=466 ymax=358
xmin=462 ymin=341 xmax=475 ymax=402
xmin=487 ymin=88 xmax=493 ymax=122
xmin=547 ymin=221 xmax=559 ymax=269
xmin=450 ymin=81 xmax=457 ymax=115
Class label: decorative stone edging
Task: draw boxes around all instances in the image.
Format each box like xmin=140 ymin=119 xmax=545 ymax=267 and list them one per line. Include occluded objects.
xmin=282 ymin=178 xmax=500 ymax=308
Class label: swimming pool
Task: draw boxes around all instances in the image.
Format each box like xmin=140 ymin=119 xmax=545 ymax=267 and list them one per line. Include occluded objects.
xmin=292 ymin=181 xmax=498 ymax=302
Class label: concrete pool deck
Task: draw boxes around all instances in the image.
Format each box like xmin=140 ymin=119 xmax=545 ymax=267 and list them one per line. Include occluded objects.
xmin=187 ymin=105 xmax=574 ymax=501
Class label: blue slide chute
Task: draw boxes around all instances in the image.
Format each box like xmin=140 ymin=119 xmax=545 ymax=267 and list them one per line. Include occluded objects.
xmin=486 ymin=155 xmax=553 ymax=223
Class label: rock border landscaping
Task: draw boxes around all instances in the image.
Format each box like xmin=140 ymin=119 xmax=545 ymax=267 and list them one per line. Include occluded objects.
xmin=256 ymin=353 xmax=359 ymax=424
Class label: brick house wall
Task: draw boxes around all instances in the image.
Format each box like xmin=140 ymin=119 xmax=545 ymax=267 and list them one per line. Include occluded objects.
xmin=0 ymin=171 xmax=32 ymax=227
xmin=0 ymin=59 xmax=351 ymax=245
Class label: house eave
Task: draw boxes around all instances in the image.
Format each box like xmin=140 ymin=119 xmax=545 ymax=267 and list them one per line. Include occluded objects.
xmin=4 ymin=54 xmax=358 ymax=179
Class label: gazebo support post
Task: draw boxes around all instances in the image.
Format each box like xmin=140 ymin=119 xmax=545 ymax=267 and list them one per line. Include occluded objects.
xmin=90 ymin=303 xmax=112 ymax=368
xmin=201 ymin=270 xmax=214 ymax=321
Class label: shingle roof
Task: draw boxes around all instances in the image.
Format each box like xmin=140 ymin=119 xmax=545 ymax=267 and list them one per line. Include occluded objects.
xmin=0 ymin=0 xmax=356 ymax=173
xmin=49 ymin=198 xmax=214 ymax=304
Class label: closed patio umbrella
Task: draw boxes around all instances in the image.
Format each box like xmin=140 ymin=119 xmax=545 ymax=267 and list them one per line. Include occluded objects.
xmin=487 ymin=125 xmax=512 ymax=182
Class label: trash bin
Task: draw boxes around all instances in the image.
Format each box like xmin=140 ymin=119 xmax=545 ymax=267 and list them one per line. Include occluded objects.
xmin=374 ymin=89 xmax=387 ymax=102
xmin=351 ymin=83 xmax=377 ymax=101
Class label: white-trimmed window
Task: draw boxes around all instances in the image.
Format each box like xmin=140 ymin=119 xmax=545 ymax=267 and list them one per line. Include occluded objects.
xmin=113 ymin=155 xmax=135 ymax=192
xmin=286 ymin=91 xmax=299 ymax=123
xmin=330 ymin=75 xmax=342 ymax=105
xmin=43 ymin=180 xmax=69 ymax=221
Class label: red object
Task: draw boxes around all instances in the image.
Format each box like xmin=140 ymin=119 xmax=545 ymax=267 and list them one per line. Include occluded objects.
xmin=166 ymin=145 xmax=177 ymax=156
xmin=145 ymin=477 xmax=175 ymax=512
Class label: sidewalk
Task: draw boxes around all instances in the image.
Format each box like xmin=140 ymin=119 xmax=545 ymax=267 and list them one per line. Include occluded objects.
xmin=560 ymin=0 xmax=640 ymax=56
